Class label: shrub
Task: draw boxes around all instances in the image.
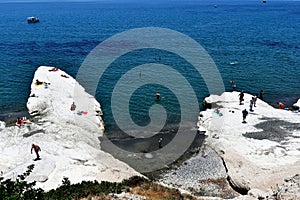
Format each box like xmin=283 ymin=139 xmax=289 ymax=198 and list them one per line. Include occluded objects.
xmin=0 ymin=164 xmax=45 ymax=200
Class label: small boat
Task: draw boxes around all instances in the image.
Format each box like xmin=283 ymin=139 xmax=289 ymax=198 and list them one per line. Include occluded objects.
xmin=230 ymin=61 xmax=238 ymax=65
xmin=27 ymin=16 xmax=40 ymax=23
xmin=262 ymin=0 xmax=267 ymax=3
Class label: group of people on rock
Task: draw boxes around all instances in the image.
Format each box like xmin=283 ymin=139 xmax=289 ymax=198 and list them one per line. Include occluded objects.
xmin=13 ymin=67 xmax=75 ymax=162
xmin=239 ymin=90 xmax=263 ymax=123
xmin=15 ymin=117 xmax=30 ymax=128
xmin=238 ymin=89 xmax=292 ymax=123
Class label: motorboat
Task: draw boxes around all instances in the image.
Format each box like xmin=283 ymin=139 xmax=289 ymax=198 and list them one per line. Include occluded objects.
xmin=27 ymin=16 xmax=40 ymax=23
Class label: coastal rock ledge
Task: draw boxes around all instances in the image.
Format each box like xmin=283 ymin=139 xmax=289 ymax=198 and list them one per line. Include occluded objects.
xmin=0 ymin=66 xmax=140 ymax=191
xmin=199 ymin=92 xmax=300 ymax=199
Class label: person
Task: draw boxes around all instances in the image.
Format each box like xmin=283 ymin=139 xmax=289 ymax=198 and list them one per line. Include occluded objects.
xmin=230 ymin=80 xmax=237 ymax=90
xmin=250 ymin=97 xmax=254 ymax=112
xmin=156 ymin=92 xmax=160 ymax=100
xmin=31 ymin=144 xmax=41 ymax=159
xmin=242 ymin=109 xmax=248 ymax=123
xmin=49 ymin=67 xmax=58 ymax=72
xmin=259 ymin=90 xmax=264 ymax=100
xmin=158 ymin=137 xmax=163 ymax=149
xmin=70 ymin=102 xmax=76 ymax=111
xmin=35 ymin=79 xmax=43 ymax=85
xmin=253 ymin=95 xmax=258 ymax=107
xmin=239 ymin=91 xmax=244 ymax=105
xmin=277 ymin=102 xmax=285 ymax=109
xmin=16 ymin=117 xmax=24 ymax=128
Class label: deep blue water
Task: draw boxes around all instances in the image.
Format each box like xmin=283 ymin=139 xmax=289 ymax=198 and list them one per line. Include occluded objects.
xmin=0 ymin=1 xmax=299 ymax=133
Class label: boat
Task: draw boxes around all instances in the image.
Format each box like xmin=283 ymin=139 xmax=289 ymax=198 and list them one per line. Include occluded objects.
xmin=27 ymin=16 xmax=40 ymax=23
xmin=262 ymin=0 xmax=267 ymax=3
xmin=230 ymin=61 xmax=238 ymax=65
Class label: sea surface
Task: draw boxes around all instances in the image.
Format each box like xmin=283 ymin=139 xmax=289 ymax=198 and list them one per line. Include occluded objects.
xmin=0 ymin=0 xmax=299 ymax=136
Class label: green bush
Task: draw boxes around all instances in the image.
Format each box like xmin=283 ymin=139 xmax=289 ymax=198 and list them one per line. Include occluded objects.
xmin=0 ymin=167 xmax=148 ymax=200
xmin=0 ymin=164 xmax=44 ymax=200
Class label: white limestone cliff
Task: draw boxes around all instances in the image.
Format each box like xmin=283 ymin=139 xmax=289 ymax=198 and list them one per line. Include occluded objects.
xmin=198 ymin=92 xmax=300 ymax=197
xmin=0 ymin=66 xmax=140 ymax=191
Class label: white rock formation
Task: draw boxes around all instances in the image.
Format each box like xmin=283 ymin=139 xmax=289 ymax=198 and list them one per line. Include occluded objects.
xmin=294 ymin=98 xmax=300 ymax=108
xmin=0 ymin=66 xmax=140 ymax=191
xmin=199 ymin=92 xmax=300 ymax=194
xmin=0 ymin=121 xmax=5 ymax=130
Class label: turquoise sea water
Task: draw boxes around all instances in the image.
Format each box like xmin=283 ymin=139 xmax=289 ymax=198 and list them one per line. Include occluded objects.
xmin=0 ymin=1 xmax=299 ymax=134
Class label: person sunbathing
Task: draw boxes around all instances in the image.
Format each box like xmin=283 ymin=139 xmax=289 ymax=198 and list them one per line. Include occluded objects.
xmin=49 ymin=67 xmax=59 ymax=72
xmin=35 ymin=79 xmax=43 ymax=85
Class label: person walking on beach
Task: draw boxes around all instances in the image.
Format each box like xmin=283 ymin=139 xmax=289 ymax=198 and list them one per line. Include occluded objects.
xmin=31 ymin=144 xmax=41 ymax=160
xmin=242 ymin=109 xmax=248 ymax=123
xmin=239 ymin=91 xmax=244 ymax=105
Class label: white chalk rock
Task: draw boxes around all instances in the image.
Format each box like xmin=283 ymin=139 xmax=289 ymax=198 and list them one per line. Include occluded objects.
xmin=199 ymin=92 xmax=300 ymax=192
xmin=0 ymin=121 xmax=5 ymax=130
xmin=1 ymin=66 xmax=141 ymax=191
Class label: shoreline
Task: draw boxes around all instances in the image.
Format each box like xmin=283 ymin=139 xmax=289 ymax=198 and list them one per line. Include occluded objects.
xmin=1 ymin=94 xmax=298 ymax=134
xmin=1 ymin=67 xmax=299 ymax=198
xmin=157 ymin=92 xmax=300 ymax=199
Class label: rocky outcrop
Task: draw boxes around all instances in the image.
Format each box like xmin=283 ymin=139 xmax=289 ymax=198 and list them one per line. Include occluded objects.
xmin=0 ymin=66 xmax=141 ymax=191
xmin=198 ymin=92 xmax=300 ymax=198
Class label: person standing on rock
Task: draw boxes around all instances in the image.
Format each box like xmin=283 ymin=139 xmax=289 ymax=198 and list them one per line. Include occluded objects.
xmin=259 ymin=90 xmax=264 ymax=100
xmin=242 ymin=109 xmax=248 ymax=123
xmin=250 ymin=98 xmax=254 ymax=112
xmin=31 ymin=144 xmax=41 ymax=160
xmin=239 ymin=91 xmax=244 ymax=105
xmin=253 ymin=95 xmax=258 ymax=107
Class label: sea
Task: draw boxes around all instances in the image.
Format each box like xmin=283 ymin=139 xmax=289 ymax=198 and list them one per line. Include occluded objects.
xmin=0 ymin=0 xmax=299 ymax=137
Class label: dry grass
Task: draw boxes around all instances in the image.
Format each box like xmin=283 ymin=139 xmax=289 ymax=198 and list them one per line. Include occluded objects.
xmin=130 ymin=182 xmax=196 ymax=200
xmin=81 ymin=183 xmax=197 ymax=200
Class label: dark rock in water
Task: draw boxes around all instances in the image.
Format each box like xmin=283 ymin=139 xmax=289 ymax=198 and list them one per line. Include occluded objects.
xmin=202 ymin=100 xmax=212 ymax=109
xmin=291 ymin=105 xmax=299 ymax=111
